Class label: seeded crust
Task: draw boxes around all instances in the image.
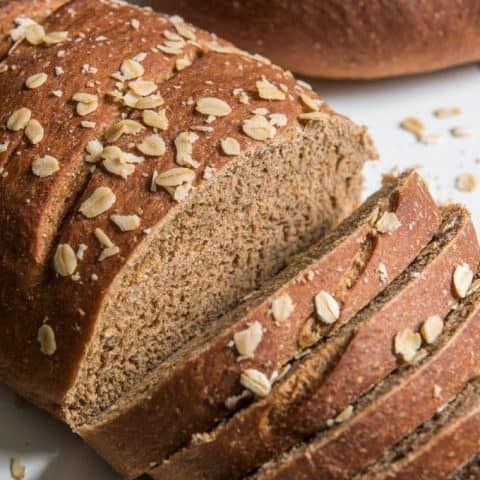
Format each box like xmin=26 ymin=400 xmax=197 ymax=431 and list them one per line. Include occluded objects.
xmin=0 ymin=0 xmax=68 ymax=58
xmin=252 ymin=285 xmax=480 ymax=480
xmin=0 ymin=0 xmax=376 ymax=441
xmin=155 ymin=0 xmax=480 ymax=79
xmin=151 ymin=205 xmax=479 ymax=480
xmin=356 ymin=376 xmax=480 ymax=480
xmin=77 ymin=171 xmax=438 ymax=478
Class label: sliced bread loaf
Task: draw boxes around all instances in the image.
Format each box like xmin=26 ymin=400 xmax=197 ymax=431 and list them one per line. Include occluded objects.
xmin=0 ymin=0 xmax=375 ymax=431
xmin=252 ymin=284 xmax=480 ymax=480
xmin=151 ymin=204 xmax=479 ymax=480
xmin=356 ymin=373 xmax=480 ymax=480
xmin=79 ymin=170 xmax=438 ymax=478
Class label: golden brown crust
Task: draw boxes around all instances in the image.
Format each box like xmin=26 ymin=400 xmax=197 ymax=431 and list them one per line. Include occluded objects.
xmin=150 ymin=206 xmax=480 ymax=480
xmin=80 ymin=171 xmax=440 ymax=479
xmin=0 ymin=0 xmax=374 ymax=424
xmin=252 ymin=291 xmax=480 ymax=480
xmin=0 ymin=0 xmax=68 ymax=58
xmin=153 ymin=0 xmax=480 ymax=79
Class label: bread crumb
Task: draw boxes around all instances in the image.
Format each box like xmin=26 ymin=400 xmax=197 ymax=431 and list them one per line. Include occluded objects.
xmin=455 ymin=172 xmax=479 ymax=192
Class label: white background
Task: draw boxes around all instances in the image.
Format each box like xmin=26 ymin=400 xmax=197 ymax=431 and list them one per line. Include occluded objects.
xmin=1 ymin=60 xmax=479 ymax=479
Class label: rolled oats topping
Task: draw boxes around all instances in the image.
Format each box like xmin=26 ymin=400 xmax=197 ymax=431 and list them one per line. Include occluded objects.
xmin=421 ymin=315 xmax=444 ymax=344
xmin=240 ymin=368 xmax=271 ymax=397
xmin=137 ymin=134 xmax=166 ymax=157
xmin=105 ymin=119 xmax=144 ymax=143
xmin=233 ymin=321 xmax=263 ymax=359
xmin=25 ymin=119 xmax=44 ymax=144
xmin=37 ymin=324 xmax=56 ymax=356
xmin=269 ymin=113 xmax=288 ymax=127
xmin=155 ymin=167 xmax=195 ymax=187
xmin=298 ymin=111 xmax=330 ymax=122
xmin=111 ymin=214 xmax=141 ymax=232
xmin=256 ymin=78 xmax=286 ymax=101
xmin=242 ymin=115 xmax=276 ymax=141
xmin=10 ymin=456 xmax=26 ymax=480
xmin=453 ymin=263 xmax=474 ymax=298
xmin=128 ymin=79 xmax=158 ymax=97
xmin=395 ymin=328 xmax=422 ymax=363
xmin=25 ymin=72 xmax=48 ymax=89
xmin=120 ymin=58 xmax=145 ymax=80
xmin=73 ymin=92 xmax=99 ymax=116
xmin=314 ymin=291 xmax=340 ymax=325
xmin=54 ymin=243 xmax=77 ymax=276
xmin=300 ymin=93 xmax=321 ymax=112
xmin=142 ymin=109 xmax=168 ymax=130
xmin=175 ymin=131 xmax=199 ymax=167
xmin=271 ymin=294 xmax=295 ymax=324
xmin=7 ymin=108 xmax=32 ymax=131
xmin=375 ymin=211 xmax=402 ymax=234
xmin=134 ymin=94 xmax=164 ymax=110
xmin=103 ymin=156 xmax=135 ymax=179
xmin=220 ymin=137 xmax=241 ymax=156
xmin=79 ymin=187 xmax=116 ymax=218
xmin=335 ymin=405 xmax=354 ymax=423
xmin=32 ymin=155 xmax=59 ymax=177
xmin=99 ymin=245 xmax=120 ymax=262
xmin=196 ymin=97 xmax=232 ymax=117
xmin=94 ymin=228 xmax=114 ymax=248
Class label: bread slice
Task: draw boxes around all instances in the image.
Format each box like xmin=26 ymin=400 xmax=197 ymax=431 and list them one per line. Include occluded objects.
xmin=356 ymin=374 xmax=480 ymax=480
xmin=0 ymin=0 xmax=375 ymax=430
xmin=252 ymin=284 xmax=480 ymax=480
xmin=0 ymin=0 xmax=68 ymax=58
xmin=152 ymin=205 xmax=480 ymax=480
xmin=78 ymin=170 xmax=438 ymax=478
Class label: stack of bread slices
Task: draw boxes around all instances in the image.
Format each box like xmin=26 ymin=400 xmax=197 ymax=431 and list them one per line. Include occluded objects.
xmin=0 ymin=1 xmax=479 ymax=480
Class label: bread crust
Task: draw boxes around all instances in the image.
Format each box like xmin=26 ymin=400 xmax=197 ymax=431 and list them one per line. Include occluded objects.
xmin=153 ymin=0 xmax=480 ymax=79
xmin=0 ymin=0 xmax=68 ymax=58
xmin=150 ymin=206 xmax=480 ymax=480
xmin=373 ymin=399 xmax=480 ymax=480
xmin=81 ymin=171 xmax=439 ymax=479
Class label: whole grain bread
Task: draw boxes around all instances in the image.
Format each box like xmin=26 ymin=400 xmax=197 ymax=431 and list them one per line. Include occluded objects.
xmin=151 ymin=205 xmax=480 ymax=480
xmin=151 ymin=0 xmax=480 ymax=79
xmin=79 ymin=170 xmax=438 ymax=478
xmin=357 ymin=374 xmax=480 ymax=480
xmin=0 ymin=0 xmax=68 ymax=58
xmin=0 ymin=0 xmax=375 ymax=437
xmin=252 ymin=285 xmax=480 ymax=480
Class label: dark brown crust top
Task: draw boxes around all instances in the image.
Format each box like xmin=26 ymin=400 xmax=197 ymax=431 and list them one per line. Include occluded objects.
xmin=80 ymin=171 xmax=439 ymax=479
xmin=0 ymin=0 xmax=372 ymax=411
xmin=0 ymin=0 xmax=68 ymax=58
xmin=150 ymin=207 xmax=480 ymax=480
xmin=153 ymin=0 xmax=480 ymax=79
xmin=381 ymin=399 xmax=480 ymax=480
xmin=255 ymin=290 xmax=480 ymax=480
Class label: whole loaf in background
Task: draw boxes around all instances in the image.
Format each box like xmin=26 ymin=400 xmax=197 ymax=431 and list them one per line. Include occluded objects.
xmin=151 ymin=0 xmax=480 ymax=79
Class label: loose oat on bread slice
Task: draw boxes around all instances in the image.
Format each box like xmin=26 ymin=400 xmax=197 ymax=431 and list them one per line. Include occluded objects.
xmin=151 ymin=204 xmax=479 ymax=480
xmin=80 ymin=170 xmax=439 ymax=478
xmin=356 ymin=373 xmax=480 ymax=480
xmin=251 ymin=283 xmax=480 ymax=480
xmin=0 ymin=0 xmax=375 ymax=432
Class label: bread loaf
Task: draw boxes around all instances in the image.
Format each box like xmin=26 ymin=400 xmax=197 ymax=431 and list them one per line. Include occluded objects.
xmin=252 ymin=285 xmax=480 ymax=480
xmin=357 ymin=376 xmax=480 ymax=479
xmin=79 ymin=170 xmax=439 ymax=478
xmin=0 ymin=0 xmax=375 ymax=439
xmin=151 ymin=205 xmax=480 ymax=480
xmin=152 ymin=0 xmax=480 ymax=79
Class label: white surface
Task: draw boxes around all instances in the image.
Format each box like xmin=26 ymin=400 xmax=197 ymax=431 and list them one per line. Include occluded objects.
xmin=1 ymin=65 xmax=479 ymax=479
